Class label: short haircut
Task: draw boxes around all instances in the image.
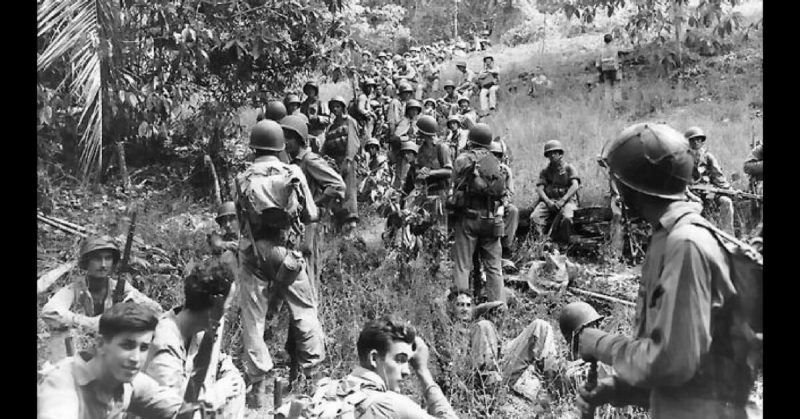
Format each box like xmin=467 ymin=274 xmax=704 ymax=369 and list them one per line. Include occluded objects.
xmin=99 ymin=302 xmax=159 ymax=339
xmin=184 ymin=261 xmax=232 ymax=311
xmin=357 ymin=316 xmax=417 ymax=364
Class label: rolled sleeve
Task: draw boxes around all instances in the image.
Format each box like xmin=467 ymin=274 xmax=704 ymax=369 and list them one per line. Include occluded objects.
xmin=565 ymin=164 xmax=581 ymax=184
xmin=536 ymin=169 xmax=548 ymax=187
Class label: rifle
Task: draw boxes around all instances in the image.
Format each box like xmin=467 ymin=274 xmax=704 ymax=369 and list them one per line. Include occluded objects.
xmin=112 ymin=205 xmax=138 ymax=304
xmin=583 ymin=361 xmax=598 ymax=419
xmin=689 ymin=184 xmax=763 ymax=202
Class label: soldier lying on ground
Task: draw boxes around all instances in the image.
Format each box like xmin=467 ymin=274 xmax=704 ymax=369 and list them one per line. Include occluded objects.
xmin=38 ymin=302 xmax=187 ymax=419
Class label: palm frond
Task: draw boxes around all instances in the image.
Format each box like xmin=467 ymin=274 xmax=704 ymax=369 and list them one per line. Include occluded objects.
xmin=38 ymin=0 xmax=107 ymax=179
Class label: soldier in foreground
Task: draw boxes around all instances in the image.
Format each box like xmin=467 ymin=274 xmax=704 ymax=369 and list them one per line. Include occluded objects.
xmin=530 ymin=140 xmax=581 ymax=243
xmin=144 ymin=263 xmax=245 ymax=418
xmin=573 ymin=123 xmax=760 ymax=418
xmin=685 ymin=126 xmax=736 ymax=235
xmin=38 ymin=302 xmax=186 ymax=419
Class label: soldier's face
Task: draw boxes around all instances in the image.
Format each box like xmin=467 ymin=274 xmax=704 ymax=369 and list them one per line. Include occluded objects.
xmin=86 ymin=250 xmax=116 ymax=279
xmin=459 ymin=101 xmax=469 ymax=110
xmin=444 ymin=86 xmax=454 ymax=95
xmin=285 ymin=132 xmax=301 ymax=157
xmin=286 ymin=103 xmax=300 ymax=114
xmin=217 ymin=215 xmax=238 ymax=237
xmin=371 ymin=341 xmax=413 ymax=392
xmin=98 ymin=330 xmax=153 ymax=384
xmin=448 ymin=122 xmax=459 ymax=131
xmin=331 ymin=103 xmax=344 ymax=117
xmin=407 ymin=109 xmax=420 ymax=119
xmin=403 ymin=151 xmax=417 ymax=164
xmin=367 ymin=146 xmax=378 ymax=157
xmin=689 ymin=137 xmax=705 ymax=150
xmin=546 ymin=151 xmax=564 ymax=164
xmin=454 ymin=294 xmax=474 ymax=322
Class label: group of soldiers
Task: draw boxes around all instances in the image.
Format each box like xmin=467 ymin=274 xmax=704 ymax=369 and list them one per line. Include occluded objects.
xmin=38 ymin=43 xmax=764 ymax=419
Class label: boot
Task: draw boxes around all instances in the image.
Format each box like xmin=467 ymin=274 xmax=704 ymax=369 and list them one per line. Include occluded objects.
xmin=246 ymin=377 xmax=268 ymax=410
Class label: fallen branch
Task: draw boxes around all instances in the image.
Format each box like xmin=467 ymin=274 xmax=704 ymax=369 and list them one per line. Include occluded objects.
xmin=568 ymin=286 xmax=636 ymax=308
xmin=38 ymin=214 xmax=87 ymax=238
xmin=38 ymin=213 xmax=88 ymax=233
xmin=37 ymin=261 xmax=77 ymax=295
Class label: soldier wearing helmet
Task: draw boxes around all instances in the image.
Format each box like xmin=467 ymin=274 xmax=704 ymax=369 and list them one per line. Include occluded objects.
xmin=449 ymin=123 xmax=508 ymax=306
xmin=207 ymin=201 xmax=241 ymax=312
xmin=283 ymin=94 xmax=305 ymax=119
xmin=456 ymin=96 xmax=478 ymax=130
xmin=394 ymin=56 xmax=420 ymax=100
xmin=323 ymin=95 xmax=361 ymax=235
xmin=439 ymin=79 xmax=460 ymax=115
xmin=477 ymin=56 xmax=501 ymax=112
xmin=572 ymin=122 xmax=760 ymax=419
xmin=422 ymin=98 xmax=437 ymax=118
xmin=444 ymin=115 xmax=468 ymax=157
xmin=530 ymin=140 xmax=581 ymax=243
xmin=356 ymin=78 xmax=378 ymax=144
xmin=490 ymin=139 xmax=519 ymax=259
xmin=389 ymin=98 xmax=423 ymax=189
xmin=261 ymin=100 xmax=287 ymax=122
xmin=684 ymin=126 xmax=736 ymax=235
xmin=454 ymin=60 xmax=476 ymax=99
xmin=41 ymin=235 xmax=161 ymax=361
xmin=300 ymin=80 xmax=331 ymax=154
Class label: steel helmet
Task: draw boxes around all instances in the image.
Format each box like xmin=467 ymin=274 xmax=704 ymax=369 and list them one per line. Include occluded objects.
xmin=455 ymin=60 xmax=467 ymax=68
xmin=284 ymin=94 xmax=301 ymax=106
xmin=216 ymin=201 xmax=237 ymax=221
xmin=684 ymin=126 xmax=707 ymax=141
xmin=279 ymin=115 xmax=309 ymax=144
xmin=362 ymin=78 xmax=377 ymax=87
xmin=416 ymin=115 xmax=438 ymax=136
xmin=409 ymin=46 xmax=420 ymax=53
xmin=558 ymin=301 xmax=604 ymax=341
xmin=405 ymin=99 xmax=422 ymax=114
xmin=362 ymin=50 xmax=372 ymax=57
xmin=447 ymin=115 xmax=462 ymax=127
xmin=423 ymin=98 xmax=436 ymax=107
xmin=250 ymin=119 xmax=286 ymax=151
xmin=328 ymin=95 xmax=347 ymax=110
xmin=601 ymin=122 xmax=695 ymax=200
xmin=543 ymin=140 xmax=564 ymax=156
xmin=489 ymin=140 xmax=504 ymax=155
xmin=365 ymin=137 xmax=380 ymax=150
xmin=468 ymin=123 xmax=493 ymax=147
xmin=264 ymin=100 xmax=287 ymax=121
xmin=302 ymin=81 xmax=319 ymax=96
xmin=393 ymin=54 xmax=402 ymax=62
xmin=79 ymin=235 xmax=121 ymax=269
xmin=483 ymin=55 xmax=494 ymax=62
xmin=377 ymin=52 xmax=387 ymax=59
xmin=443 ymin=79 xmax=456 ymax=89
xmin=398 ymin=82 xmax=414 ymax=94
xmin=399 ymin=140 xmax=419 ymax=154
xmin=457 ymin=96 xmax=470 ymax=106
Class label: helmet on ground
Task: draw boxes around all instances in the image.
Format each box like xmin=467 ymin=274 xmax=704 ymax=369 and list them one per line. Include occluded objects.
xmin=423 ymin=98 xmax=436 ymax=107
xmin=400 ymin=140 xmax=419 ymax=154
xmin=264 ymin=100 xmax=287 ymax=121
xmin=79 ymin=235 xmax=120 ymax=269
xmin=284 ymin=94 xmax=301 ymax=107
xmin=398 ymin=82 xmax=414 ymax=94
xmin=279 ymin=115 xmax=309 ymax=144
xmin=455 ymin=60 xmax=467 ymax=68
xmin=468 ymin=123 xmax=493 ymax=147
xmin=250 ymin=119 xmax=286 ymax=151
xmin=303 ymin=81 xmax=319 ymax=96
xmin=684 ymin=126 xmax=706 ymax=141
xmin=447 ymin=115 xmax=462 ymax=127
xmin=543 ymin=140 xmax=564 ymax=156
xmin=457 ymin=96 xmax=470 ymax=105
xmin=443 ymin=80 xmax=456 ymax=89
xmin=405 ymin=99 xmax=422 ymax=113
xmin=216 ymin=201 xmax=237 ymax=221
xmin=601 ymin=122 xmax=695 ymax=200
xmin=558 ymin=301 xmax=603 ymax=341
xmin=416 ymin=115 xmax=438 ymax=136
xmin=328 ymin=95 xmax=347 ymax=110
xmin=365 ymin=137 xmax=380 ymax=150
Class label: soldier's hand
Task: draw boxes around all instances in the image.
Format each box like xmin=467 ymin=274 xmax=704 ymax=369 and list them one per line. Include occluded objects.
xmin=410 ymin=336 xmax=430 ymax=373
xmin=418 ymin=167 xmax=431 ymax=179
xmin=576 ymin=376 xmax=616 ymax=414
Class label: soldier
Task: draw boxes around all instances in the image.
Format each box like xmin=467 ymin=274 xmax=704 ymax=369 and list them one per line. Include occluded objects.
xmin=283 ymin=94 xmax=306 ymax=121
xmin=387 ymin=82 xmax=412 ymax=135
xmin=530 ymin=140 xmax=581 ymax=243
xmin=281 ymin=114 xmax=345 ymax=299
xmin=261 ymin=100 xmax=288 ymax=122
xmin=38 ymin=302 xmax=187 ymax=419
xmin=300 ymin=80 xmax=332 ymax=154
xmin=323 ymin=95 xmax=361 ymax=235
xmin=444 ymin=115 xmax=468 ymax=157
xmin=336 ymin=317 xmax=458 ymax=418
xmin=208 ymin=201 xmax=240 ymax=304
xmin=236 ymin=120 xmax=325 ymax=407
xmin=685 ymin=126 xmax=736 ymax=235
xmin=456 ymin=96 xmax=478 ymax=130
xmin=439 ymin=79 xmax=460 ymax=116
xmin=42 ymin=235 xmax=162 ymax=361
xmin=383 ymin=141 xmax=420 ymax=247
xmin=422 ymin=98 xmax=437 ymax=118
xmin=743 ymin=143 xmax=763 ymax=230
xmin=356 ymin=78 xmax=378 ymax=146
xmin=450 ymin=124 xmax=507 ymax=304
xmin=430 ymin=54 xmax=445 ymax=93
xmin=455 ymin=61 xmax=476 ymax=99
xmin=391 ymin=99 xmax=423 ymax=189
xmin=477 ymin=55 xmax=501 ymax=112
xmin=394 ymin=57 xmax=421 ymax=100
xmin=596 ymin=33 xmax=622 ymax=104
xmin=144 ymin=263 xmax=245 ymax=418
xmin=491 ymin=140 xmax=519 ymax=259
xmin=365 ymin=137 xmax=388 ymax=173
xmin=573 ymin=122 xmax=760 ymax=418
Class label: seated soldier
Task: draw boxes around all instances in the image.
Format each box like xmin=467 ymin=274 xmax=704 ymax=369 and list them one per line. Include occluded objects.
xmin=144 ymin=262 xmax=245 ymax=418
xmin=685 ymin=126 xmax=736 ymax=235
xmin=38 ymin=302 xmax=187 ymax=419
xmin=530 ymin=140 xmax=581 ymax=244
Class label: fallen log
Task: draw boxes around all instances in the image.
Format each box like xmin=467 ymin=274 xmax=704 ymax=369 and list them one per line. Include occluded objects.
xmin=38 ymin=214 xmax=87 ymax=238
xmin=37 ymin=261 xmax=77 ymax=295
xmin=568 ymin=286 xmax=636 ymax=308
xmin=38 ymin=212 xmax=88 ymax=233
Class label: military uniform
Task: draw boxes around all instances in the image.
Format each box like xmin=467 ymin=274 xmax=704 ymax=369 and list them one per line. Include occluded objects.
xmin=391 ymin=114 xmax=420 ymax=189
xmin=403 ymin=138 xmax=452 ymax=230
xmin=323 ymin=115 xmax=361 ymax=228
xmin=477 ymin=63 xmax=501 ymax=111
xmin=690 ymin=147 xmax=735 ymax=235
xmin=300 ymin=98 xmax=330 ymax=154
xmin=499 ymin=162 xmax=519 ymax=257
xmin=530 ymin=161 xmax=580 ymax=240
xmin=444 ymin=127 xmax=468 ymax=158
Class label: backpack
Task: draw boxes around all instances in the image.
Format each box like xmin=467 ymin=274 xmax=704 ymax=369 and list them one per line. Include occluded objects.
xmin=463 ymin=148 xmax=506 ymax=199
xmin=681 ymin=215 xmax=763 ymax=372
xmin=274 ymin=377 xmax=378 ymax=419
xmin=237 ymin=160 xmax=305 ymax=233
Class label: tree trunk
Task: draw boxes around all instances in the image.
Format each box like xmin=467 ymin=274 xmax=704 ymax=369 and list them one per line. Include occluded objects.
xmin=673 ymin=0 xmax=683 ymax=67
xmin=205 ymin=154 xmax=222 ymax=207
xmin=116 ymin=140 xmax=131 ymax=191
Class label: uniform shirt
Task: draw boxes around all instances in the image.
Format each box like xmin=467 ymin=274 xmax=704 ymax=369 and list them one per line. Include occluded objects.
xmin=394 ymin=115 xmax=420 ymax=142
xmin=344 ymin=367 xmax=458 ymax=419
xmin=42 ymin=276 xmax=162 ymax=332
xmin=500 ymin=162 xmax=515 ymax=196
xmin=38 ymin=352 xmax=183 ymax=419
xmin=536 ymin=162 xmax=580 ymax=201
xmin=596 ymin=43 xmax=619 ymax=71
xmin=587 ymin=201 xmax=754 ymax=416
xmin=293 ymin=147 xmax=346 ymax=205
xmin=456 ymin=68 xmax=476 ymax=89
xmin=357 ymin=93 xmax=372 ymax=119
xmin=386 ymin=98 xmax=404 ymax=130
xmin=477 ymin=64 xmax=501 ymax=86
xmin=416 ymin=138 xmax=453 ymax=190
xmin=444 ymin=129 xmax=468 ymax=156
xmin=743 ymin=144 xmax=763 ymax=181
xmin=457 ymin=109 xmax=477 ymax=129
xmin=690 ymin=148 xmax=730 ymax=188
xmin=323 ymin=115 xmax=361 ymax=163
xmin=299 ymin=98 xmax=331 ymax=136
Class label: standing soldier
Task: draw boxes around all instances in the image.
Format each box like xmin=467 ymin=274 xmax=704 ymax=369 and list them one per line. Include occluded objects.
xmin=208 ymin=201 xmax=240 ymax=301
xmin=490 ymin=140 xmax=519 ymax=259
xmin=404 ymin=115 xmax=453 ymax=231
xmin=477 ymin=55 xmax=501 ymax=112
xmin=449 ymin=124 xmax=507 ymax=305
xmin=395 ymin=57 xmax=421 ymax=100
xmin=387 ymin=82 xmax=412 ymax=135
xmin=684 ymin=126 xmax=736 ymax=235
xmin=530 ymin=140 xmax=581 ymax=243
xmin=356 ymin=78 xmax=378 ymax=146
xmin=392 ymin=99 xmax=423 ymax=189
xmin=281 ymin=114 xmax=345 ymax=299
xmin=573 ymin=122 xmax=760 ymax=418
xmin=596 ymin=33 xmax=622 ymax=104
xmin=41 ymin=235 xmax=162 ymax=362
xmin=236 ymin=120 xmax=325 ymax=407
xmin=323 ymin=95 xmax=361 ymax=235
xmin=455 ymin=61 xmax=476 ymax=99
xmin=300 ymin=81 xmax=331 ymax=154
xmin=444 ymin=115 xmax=468 ymax=158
